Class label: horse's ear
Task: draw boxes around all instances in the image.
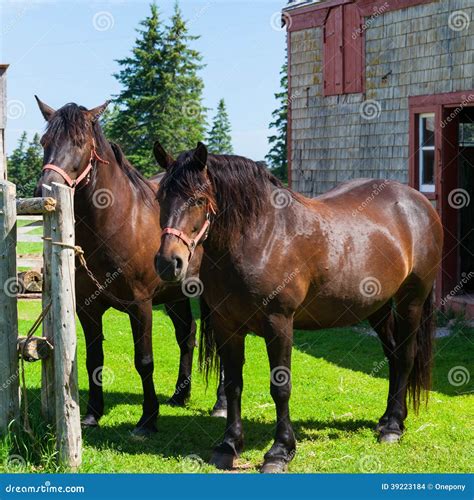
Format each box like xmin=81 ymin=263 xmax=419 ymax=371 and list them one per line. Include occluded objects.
xmin=193 ymin=142 xmax=208 ymax=170
xmin=35 ymin=95 xmax=55 ymax=121
xmin=153 ymin=141 xmax=174 ymax=170
xmin=86 ymin=101 xmax=109 ymax=122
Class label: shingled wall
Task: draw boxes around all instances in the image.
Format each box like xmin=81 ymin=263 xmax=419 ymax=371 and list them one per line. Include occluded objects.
xmin=288 ymin=0 xmax=473 ymax=196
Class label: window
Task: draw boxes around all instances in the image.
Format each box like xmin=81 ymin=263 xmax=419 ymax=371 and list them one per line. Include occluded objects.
xmin=419 ymin=114 xmax=436 ymax=193
xmin=323 ymin=4 xmax=364 ymax=96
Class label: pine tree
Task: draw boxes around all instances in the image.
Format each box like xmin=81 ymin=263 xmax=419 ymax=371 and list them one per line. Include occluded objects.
xmin=207 ymin=99 xmax=233 ymax=155
xmin=266 ymin=60 xmax=288 ymax=183
xmin=159 ymin=3 xmax=206 ymax=155
xmin=7 ymin=132 xmax=43 ymax=197
xmin=106 ymin=2 xmax=206 ymax=176
xmin=23 ymin=134 xmax=43 ymax=196
xmin=7 ymin=131 xmax=28 ymax=181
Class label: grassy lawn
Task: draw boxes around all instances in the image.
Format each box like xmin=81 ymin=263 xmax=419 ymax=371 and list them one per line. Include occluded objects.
xmin=1 ymin=300 xmax=472 ymax=473
xmin=17 ymin=220 xmax=43 ymax=256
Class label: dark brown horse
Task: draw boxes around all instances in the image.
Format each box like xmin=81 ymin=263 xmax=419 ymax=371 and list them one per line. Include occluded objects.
xmin=153 ymin=142 xmax=443 ymax=471
xmin=34 ymin=99 xmax=226 ymax=436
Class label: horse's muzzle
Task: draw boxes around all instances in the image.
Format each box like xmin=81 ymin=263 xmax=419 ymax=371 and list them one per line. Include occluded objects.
xmin=154 ymin=253 xmax=184 ymax=282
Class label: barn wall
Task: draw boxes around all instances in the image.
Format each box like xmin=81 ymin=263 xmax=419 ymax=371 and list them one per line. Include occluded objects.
xmin=288 ymin=0 xmax=474 ymax=196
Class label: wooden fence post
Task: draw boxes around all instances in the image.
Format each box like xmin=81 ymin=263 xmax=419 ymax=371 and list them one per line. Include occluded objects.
xmin=41 ymin=186 xmax=55 ymax=424
xmin=50 ymin=182 xmax=81 ymax=468
xmin=0 ymin=180 xmax=19 ymax=433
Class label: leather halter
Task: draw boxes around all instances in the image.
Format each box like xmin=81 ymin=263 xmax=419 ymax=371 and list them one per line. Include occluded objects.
xmin=161 ymin=203 xmax=216 ymax=259
xmin=42 ymin=139 xmax=109 ymax=190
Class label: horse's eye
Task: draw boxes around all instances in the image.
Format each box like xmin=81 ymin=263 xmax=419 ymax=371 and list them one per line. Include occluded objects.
xmin=194 ymin=198 xmax=205 ymax=207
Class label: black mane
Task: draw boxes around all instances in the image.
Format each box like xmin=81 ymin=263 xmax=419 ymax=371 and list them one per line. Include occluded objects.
xmin=159 ymin=150 xmax=299 ymax=247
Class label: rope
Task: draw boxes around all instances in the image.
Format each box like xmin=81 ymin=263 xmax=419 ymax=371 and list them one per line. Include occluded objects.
xmin=19 ymin=301 xmax=52 ymax=434
xmin=43 ymin=237 xmax=155 ymax=306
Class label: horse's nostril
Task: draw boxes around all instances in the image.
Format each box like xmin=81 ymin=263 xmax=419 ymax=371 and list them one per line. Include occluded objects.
xmin=174 ymin=256 xmax=183 ymax=275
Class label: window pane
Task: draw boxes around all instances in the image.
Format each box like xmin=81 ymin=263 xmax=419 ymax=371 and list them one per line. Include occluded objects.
xmin=421 ymin=116 xmax=435 ymax=147
xmin=460 ymin=123 xmax=474 ymax=147
xmin=422 ymin=149 xmax=435 ymax=185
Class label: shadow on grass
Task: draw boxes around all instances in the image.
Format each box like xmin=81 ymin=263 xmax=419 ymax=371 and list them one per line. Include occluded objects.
xmin=17 ymin=388 xmax=376 ymax=467
xmin=81 ymin=413 xmax=376 ymax=461
xmin=293 ymin=327 xmax=474 ymax=397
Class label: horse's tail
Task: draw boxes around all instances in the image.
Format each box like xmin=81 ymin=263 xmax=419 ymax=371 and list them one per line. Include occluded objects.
xmin=198 ymin=297 xmax=219 ymax=385
xmin=409 ymin=288 xmax=435 ymax=413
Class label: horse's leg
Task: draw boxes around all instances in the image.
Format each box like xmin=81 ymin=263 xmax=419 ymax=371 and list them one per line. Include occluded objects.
xmin=368 ymin=301 xmax=397 ymax=432
xmin=261 ymin=314 xmax=296 ymax=473
xmin=210 ymin=330 xmax=245 ymax=470
xmin=128 ymin=301 xmax=159 ymax=436
xmin=210 ymin=360 xmax=228 ymax=418
xmin=78 ymin=306 xmax=106 ymax=427
xmin=378 ymin=288 xmax=428 ymax=443
xmin=165 ymin=300 xmax=196 ymax=406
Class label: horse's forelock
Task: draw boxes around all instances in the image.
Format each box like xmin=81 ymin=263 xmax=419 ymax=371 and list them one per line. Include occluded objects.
xmin=43 ymin=103 xmax=91 ymax=146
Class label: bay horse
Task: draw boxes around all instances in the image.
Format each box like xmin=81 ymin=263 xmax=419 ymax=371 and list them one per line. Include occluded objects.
xmin=34 ymin=99 xmax=226 ymax=436
xmin=153 ymin=142 xmax=443 ymax=472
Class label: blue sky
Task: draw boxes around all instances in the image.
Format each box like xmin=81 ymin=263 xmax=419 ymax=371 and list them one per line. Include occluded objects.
xmin=1 ymin=0 xmax=287 ymax=160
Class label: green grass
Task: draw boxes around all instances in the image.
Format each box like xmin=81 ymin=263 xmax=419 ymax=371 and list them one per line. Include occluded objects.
xmin=1 ymin=300 xmax=472 ymax=473
xmin=17 ymin=222 xmax=43 ymax=256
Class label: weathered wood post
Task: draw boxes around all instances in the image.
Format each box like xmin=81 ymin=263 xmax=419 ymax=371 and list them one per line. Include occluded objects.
xmin=40 ymin=186 xmax=55 ymax=424
xmin=50 ymin=182 xmax=81 ymax=468
xmin=0 ymin=180 xmax=20 ymax=433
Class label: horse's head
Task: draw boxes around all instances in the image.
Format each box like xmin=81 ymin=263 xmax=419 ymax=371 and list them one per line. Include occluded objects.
xmin=34 ymin=96 xmax=109 ymax=195
xmin=154 ymin=141 xmax=215 ymax=282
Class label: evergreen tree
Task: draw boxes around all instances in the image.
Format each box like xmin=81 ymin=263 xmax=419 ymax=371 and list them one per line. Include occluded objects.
xmin=7 ymin=132 xmax=43 ymax=197
xmin=266 ymin=60 xmax=288 ymax=183
xmin=106 ymin=2 xmax=206 ymax=176
xmin=22 ymin=133 xmax=43 ymax=196
xmin=159 ymin=3 xmax=206 ymax=155
xmin=7 ymin=131 xmax=28 ymax=180
xmin=207 ymin=99 xmax=233 ymax=155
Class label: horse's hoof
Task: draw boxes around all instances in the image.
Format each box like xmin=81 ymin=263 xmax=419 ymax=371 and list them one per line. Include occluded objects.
xmin=210 ymin=452 xmax=235 ymax=470
xmin=260 ymin=459 xmax=288 ymax=474
xmin=379 ymin=432 xmax=402 ymax=444
xmin=81 ymin=414 xmax=100 ymax=428
xmin=166 ymin=396 xmax=187 ymax=407
xmin=131 ymin=425 xmax=157 ymax=439
xmin=210 ymin=407 xmax=227 ymax=418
